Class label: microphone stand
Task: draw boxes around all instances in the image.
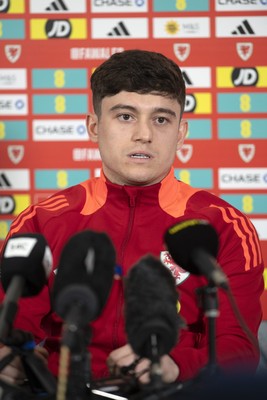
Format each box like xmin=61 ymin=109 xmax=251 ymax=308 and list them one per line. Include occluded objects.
xmin=129 ymin=334 xmax=184 ymax=400
xmin=130 ymin=284 xmax=221 ymax=400
xmin=0 ymin=329 xmax=57 ymax=397
xmin=196 ymin=283 xmax=220 ymax=376
xmin=57 ymin=323 xmax=92 ymax=400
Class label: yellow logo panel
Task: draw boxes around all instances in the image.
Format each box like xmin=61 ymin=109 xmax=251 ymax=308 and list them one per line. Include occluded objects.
xmin=13 ymin=194 xmax=31 ymax=215
xmin=30 ymin=19 xmax=87 ymax=39
xmin=194 ymin=93 xmax=212 ymax=114
xmin=0 ymin=221 xmax=10 ymax=241
xmin=3 ymin=0 xmax=25 ymax=13
xmin=216 ymin=67 xmax=267 ymax=88
xmin=264 ymin=268 xmax=267 ymax=290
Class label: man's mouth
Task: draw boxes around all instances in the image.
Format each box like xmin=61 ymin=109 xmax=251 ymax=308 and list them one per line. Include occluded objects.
xmin=130 ymin=153 xmax=151 ymax=159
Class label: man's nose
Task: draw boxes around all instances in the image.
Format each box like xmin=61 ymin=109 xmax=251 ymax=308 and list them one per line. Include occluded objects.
xmin=132 ymin=120 xmax=153 ymax=143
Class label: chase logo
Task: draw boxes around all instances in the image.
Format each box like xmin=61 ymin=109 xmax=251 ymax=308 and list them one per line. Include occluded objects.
xmin=91 ymin=0 xmax=148 ymax=13
xmin=30 ymin=18 xmax=87 ymax=39
xmin=219 ymin=169 xmax=267 ymax=190
xmin=217 ymin=67 xmax=267 ymax=88
xmin=0 ymin=95 xmax=28 ymax=116
xmin=216 ymin=0 xmax=267 ymax=11
xmin=0 ymin=0 xmax=25 ymax=13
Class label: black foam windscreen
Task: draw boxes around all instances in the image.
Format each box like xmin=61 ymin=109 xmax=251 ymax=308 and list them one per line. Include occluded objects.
xmin=164 ymin=219 xmax=219 ymax=275
xmin=124 ymin=254 xmax=181 ymax=359
xmin=52 ymin=230 xmax=116 ymax=323
xmin=1 ymin=233 xmax=52 ymax=297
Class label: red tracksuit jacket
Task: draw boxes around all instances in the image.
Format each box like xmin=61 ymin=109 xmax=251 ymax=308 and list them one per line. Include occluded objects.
xmin=0 ymin=168 xmax=264 ymax=382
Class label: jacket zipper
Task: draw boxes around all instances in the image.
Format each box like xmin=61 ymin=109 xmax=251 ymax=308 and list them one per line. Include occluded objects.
xmin=112 ymin=192 xmax=137 ymax=349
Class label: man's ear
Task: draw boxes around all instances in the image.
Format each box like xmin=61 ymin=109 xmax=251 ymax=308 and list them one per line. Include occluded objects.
xmin=177 ymin=119 xmax=188 ymax=150
xmin=86 ymin=113 xmax=99 ymax=142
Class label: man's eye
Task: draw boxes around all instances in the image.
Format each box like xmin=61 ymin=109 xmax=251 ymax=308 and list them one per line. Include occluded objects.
xmin=157 ymin=117 xmax=167 ymax=124
xmin=118 ymin=114 xmax=131 ymax=121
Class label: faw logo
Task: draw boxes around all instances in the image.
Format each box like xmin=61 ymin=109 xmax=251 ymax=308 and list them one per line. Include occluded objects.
xmin=160 ymin=251 xmax=189 ymax=285
xmin=176 ymin=144 xmax=193 ymax=163
xmin=173 ymin=43 xmax=190 ymax=62
xmin=7 ymin=145 xmax=24 ymax=164
xmin=4 ymin=45 xmax=21 ymax=63
xmin=236 ymin=42 xmax=253 ymax=61
xmin=238 ymin=144 xmax=255 ymax=163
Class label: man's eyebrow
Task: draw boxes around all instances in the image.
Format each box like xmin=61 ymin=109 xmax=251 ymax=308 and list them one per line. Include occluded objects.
xmin=154 ymin=107 xmax=177 ymax=117
xmin=109 ymin=104 xmax=177 ymax=117
xmin=109 ymin=104 xmax=137 ymax=112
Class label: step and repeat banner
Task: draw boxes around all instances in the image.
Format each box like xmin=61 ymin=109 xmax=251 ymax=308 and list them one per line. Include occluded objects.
xmin=0 ymin=0 xmax=267 ymax=316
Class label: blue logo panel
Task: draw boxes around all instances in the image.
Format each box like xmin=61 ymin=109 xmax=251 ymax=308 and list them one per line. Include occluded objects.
xmin=221 ymin=194 xmax=267 ymax=214
xmin=32 ymin=95 xmax=88 ymax=115
xmin=0 ymin=120 xmax=27 ymax=140
xmin=218 ymin=93 xmax=267 ymax=113
xmin=153 ymin=0 xmax=209 ymax=11
xmin=0 ymin=20 xmax=25 ymax=39
xmin=174 ymin=168 xmax=213 ymax=189
xmin=34 ymin=169 xmax=90 ymax=190
xmin=218 ymin=119 xmax=267 ymax=139
xmin=32 ymin=69 xmax=88 ymax=89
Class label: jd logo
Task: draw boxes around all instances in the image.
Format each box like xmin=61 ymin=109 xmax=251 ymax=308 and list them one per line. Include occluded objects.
xmin=0 ymin=196 xmax=15 ymax=214
xmin=45 ymin=20 xmax=72 ymax=38
xmin=184 ymin=94 xmax=196 ymax=113
xmin=232 ymin=68 xmax=258 ymax=87
xmin=0 ymin=0 xmax=10 ymax=13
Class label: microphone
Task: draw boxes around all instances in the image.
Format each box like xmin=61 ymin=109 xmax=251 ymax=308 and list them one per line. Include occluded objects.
xmin=52 ymin=229 xmax=116 ymax=333
xmin=164 ymin=219 xmax=228 ymax=289
xmin=124 ymin=254 xmax=181 ymax=362
xmin=52 ymin=230 xmax=116 ymax=400
xmin=0 ymin=233 xmax=52 ymax=340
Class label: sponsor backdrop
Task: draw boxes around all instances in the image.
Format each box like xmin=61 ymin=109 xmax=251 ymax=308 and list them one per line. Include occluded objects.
xmin=0 ymin=0 xmax=267 ymax=319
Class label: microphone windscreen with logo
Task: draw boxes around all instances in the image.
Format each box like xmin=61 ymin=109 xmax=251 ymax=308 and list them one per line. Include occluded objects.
xmin=164 ymin=219 xmax=219 ymax=275
xmin=1 ymin=233 xmax=52 ymax=296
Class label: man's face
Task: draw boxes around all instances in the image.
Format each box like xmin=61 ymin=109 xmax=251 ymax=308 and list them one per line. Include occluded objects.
xmin=87 ymin=91 xmax=187 ymax=186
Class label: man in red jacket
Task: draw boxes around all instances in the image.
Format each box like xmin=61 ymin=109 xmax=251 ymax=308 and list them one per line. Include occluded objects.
xmin=0 ymin=50 xmax=264 ymax=388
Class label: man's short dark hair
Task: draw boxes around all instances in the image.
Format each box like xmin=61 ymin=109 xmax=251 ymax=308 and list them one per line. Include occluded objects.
xmin=90 ymin=49 xmax=186 ymax=116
